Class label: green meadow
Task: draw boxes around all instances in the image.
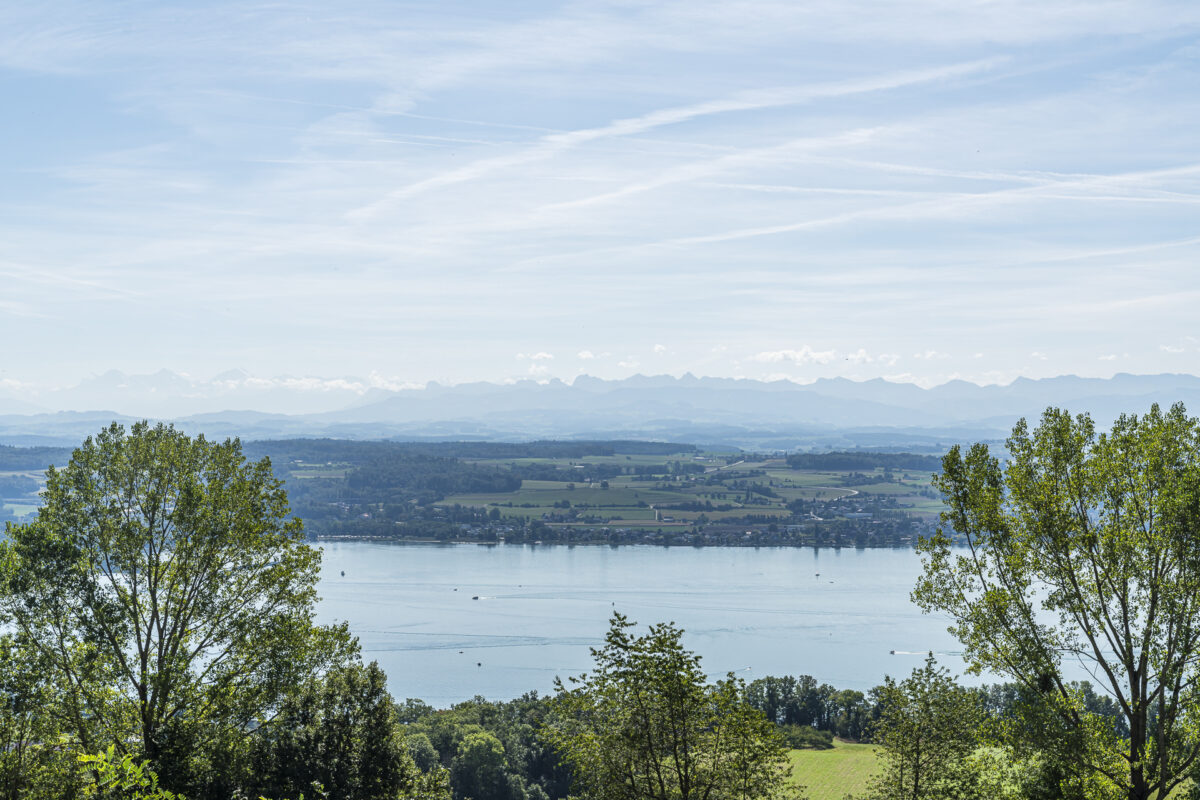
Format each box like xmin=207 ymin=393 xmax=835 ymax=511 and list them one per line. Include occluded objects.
xmin=788 ymin=742 xmax=879 ymax=800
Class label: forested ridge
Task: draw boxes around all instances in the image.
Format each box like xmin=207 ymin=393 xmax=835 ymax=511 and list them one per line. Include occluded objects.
xmin=784 ymin=451 xmax=943 ymax=472
xmin=0 ymin=444 xmax=70 ymax=471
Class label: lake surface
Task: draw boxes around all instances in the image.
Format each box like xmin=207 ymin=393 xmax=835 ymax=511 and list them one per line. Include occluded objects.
xmin=316 ymin=542 xmax=973 ymax=705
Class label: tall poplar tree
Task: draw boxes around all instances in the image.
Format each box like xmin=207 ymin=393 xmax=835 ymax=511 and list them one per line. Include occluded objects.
xmin=915 ymin=403 xmax=1200 ymax=800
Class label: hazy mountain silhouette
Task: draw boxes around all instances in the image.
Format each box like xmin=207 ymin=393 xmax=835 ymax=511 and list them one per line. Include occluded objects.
xmin=2 ymin=372 xmax=1199 ymax=449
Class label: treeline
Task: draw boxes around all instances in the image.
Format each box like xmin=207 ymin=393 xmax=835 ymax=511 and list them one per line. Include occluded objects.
xmin=346 ymin=455 xmax=521 ymax=496
xmin=0 ymin=444 xmax=70 ymax=471
xmin=352 ymin=672 xmax=1132 ymax=800
xmin=786 ymin=451 xmax=942 ymax=472
xmin=398 ymin=694 xmax=571 ymax=800
xmin=0 ymin=475 xmax=38 ymax=496
xmin=742 ymin=674 xmax=1126 ymax=745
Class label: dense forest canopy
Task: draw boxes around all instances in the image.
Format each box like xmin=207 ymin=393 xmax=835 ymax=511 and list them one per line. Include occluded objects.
xmin=786 ymin=451 xmax=943 ymax=472
xmin=0 ymin=444 xmax=70 ymax=471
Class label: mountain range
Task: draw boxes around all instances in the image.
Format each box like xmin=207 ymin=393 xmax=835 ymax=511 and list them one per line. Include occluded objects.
xmin=2 ymin=371 xmax=1199 ymax=450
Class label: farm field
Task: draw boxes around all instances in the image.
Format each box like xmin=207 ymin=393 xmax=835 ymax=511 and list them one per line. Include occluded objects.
xmin=788 ymin=741 xmax=878 ymax=800
xmin=438 ymin=450 xmax=941 ymax=532
xmin=0 ymin=469 xmax=44 ymax=523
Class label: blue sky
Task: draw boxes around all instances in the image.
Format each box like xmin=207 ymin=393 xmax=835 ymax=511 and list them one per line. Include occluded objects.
xmin=2 ymin=0 xmax=1199 ymax=394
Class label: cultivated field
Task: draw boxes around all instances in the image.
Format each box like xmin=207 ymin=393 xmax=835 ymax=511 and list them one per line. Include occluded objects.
xmin=437 ymin=451 xmax=941 ymax=530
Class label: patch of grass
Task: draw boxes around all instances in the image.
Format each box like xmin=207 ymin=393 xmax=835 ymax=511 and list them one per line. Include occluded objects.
xmin=289 ymin=468 xmax=350 ymax=479
xmin=788 ymin=740 xmax=878 ymax=800
xmin=769 ymin=470 xmax=853 ymax=487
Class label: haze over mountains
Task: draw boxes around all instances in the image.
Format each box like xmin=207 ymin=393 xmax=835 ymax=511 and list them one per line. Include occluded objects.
xmin=2 ymin=370 xmax=1199 ymax=450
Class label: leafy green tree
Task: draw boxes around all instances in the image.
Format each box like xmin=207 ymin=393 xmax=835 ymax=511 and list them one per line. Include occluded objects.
xmin=981 ymin=683 xmax=1123 ymax=800
xmin=0 ymin=637 xmax=80 ymax=800
xmin=860 ymin=655 xmax=986 ymax=800
xmin=406 ymin=733 xmax=441 ymax=773
xmin=401 ymin=693 xmax=570 ymax=800
xmin=0 ymin=422 xmax=355 ymax=795
xmin=249 ymin=661 xmax=429 ymax=800
xmin=915 ymin=404 xmax=1200 ymax=800
xmin=544 ymin=613 xmax=798 ymax=800
xmin=450 ymin=731 xmax=523 ymax=800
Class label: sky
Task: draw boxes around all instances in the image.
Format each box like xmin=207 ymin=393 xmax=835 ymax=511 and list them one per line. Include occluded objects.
xmin=2 ymin=0 xmax=1199 ymax=396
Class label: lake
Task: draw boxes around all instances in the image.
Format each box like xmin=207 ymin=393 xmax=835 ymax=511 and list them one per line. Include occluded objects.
xmin=316 ymin=541 xmax=972 ymax=705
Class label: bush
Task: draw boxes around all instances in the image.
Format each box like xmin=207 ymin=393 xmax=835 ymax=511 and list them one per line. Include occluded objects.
xmin=780 ymin=726 xmax=834 ymax=750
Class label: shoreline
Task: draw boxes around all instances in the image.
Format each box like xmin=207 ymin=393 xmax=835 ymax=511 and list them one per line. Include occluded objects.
xmin=311 ymin=534 xmax=921 ymax=550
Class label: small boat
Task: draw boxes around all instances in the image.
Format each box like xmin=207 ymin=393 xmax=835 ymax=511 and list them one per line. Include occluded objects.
xmin=472 ymin=595 xmax=480 ymax=600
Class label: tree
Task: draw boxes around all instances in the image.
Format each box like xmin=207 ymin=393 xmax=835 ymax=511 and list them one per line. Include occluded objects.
xmin=450 ymin=731 xmax=521 ymax=800
xmin=544 ymin=613 xmax=798 ymax=800
xmin=914 ymin=404 xmax=1200 ymax=800
xmin=0 ymin=422 xmax=356 ymax=795
xmin=0 ymin=637 xmax=79 ymax=800
xmin=859 ymin=655 xmax=987 ymax=800
xmin=249 ymin=661 xmax=428 ymax=800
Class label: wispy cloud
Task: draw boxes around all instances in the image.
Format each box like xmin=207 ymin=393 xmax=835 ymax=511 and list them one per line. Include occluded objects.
xmin=1 ymin=2 xmax=1198 ymax=387
xmin=347 ymin=57 xmax=1005 ymax=219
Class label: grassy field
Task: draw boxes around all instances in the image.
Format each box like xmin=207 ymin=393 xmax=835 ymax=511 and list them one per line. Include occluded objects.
xmin=786 ymin=744 xmax=1187 ymax=800
xmin=437 ymin=455 xmax=942 ymax=531
xmin=788 ymin=741 xmax=878 ymax=800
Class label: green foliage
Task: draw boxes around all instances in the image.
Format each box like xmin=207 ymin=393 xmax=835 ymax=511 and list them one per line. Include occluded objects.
xmin=778 ymin=726 xmax=833 ymax=750
xmin=450 ymin=731 xmax=520 ymax=800
xmin=80 ymin=747 xmax=180 ymax=800
xmin=978 ymin=683 xmax=1125 ymax=800
xmin=857 ymin=656 xmax=985 ymax=800
xmin=402 ymin=768 xmax=454 ymax=800
xmin=744 ymin=676 xmax=873 ymax=741
xmin=786 ymin=453 xmax=942 ymax=472
xmin=406 ymin=734 xmax=441 ymax=773
xmin=0 ymin=636 xmax=80 ymax=800
xmin=248 ymin=661 xmax=431 ymax=800
xmin=345 ymin=456 xmax=520 ymax=497
xmin=0 ymin=422 xmax=356 ymax=796
xmin=399 ymin=692 xmax=570 ymax=800
xmin=544 ymin=613 xmax=798 ymax=800
xmin=915 ymin=404 xmax=1200 ymax=799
